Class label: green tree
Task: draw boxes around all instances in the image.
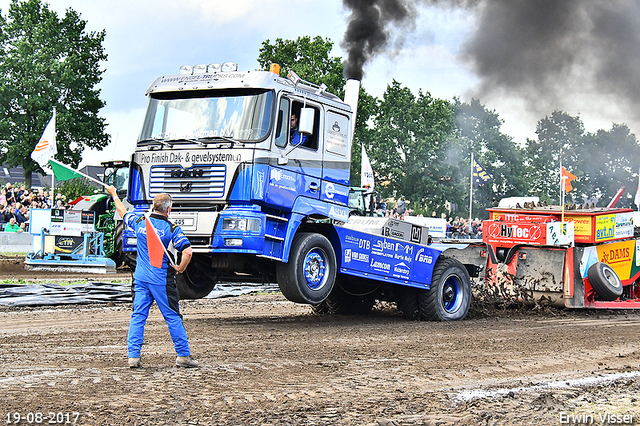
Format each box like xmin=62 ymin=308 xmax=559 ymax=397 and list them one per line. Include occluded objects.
xmin=578 ymin=124 xmax=640 ymax=207
xmin=368 ymin=81 xmax=456 ymax=211
xmin=452 ymin=98 xmax=527 ymax=217
xmin=258 ymin=36 xmax=345 ymax=97
xmin=0 ymin=0 xmax=109 ymax=187
xmin=56 ymin=177 xmax=99 ymax=202
xmin=524 ymin=110 xmax=585 ymax=203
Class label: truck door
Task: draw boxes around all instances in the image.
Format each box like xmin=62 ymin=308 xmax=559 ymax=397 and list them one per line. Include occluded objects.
xmin=321 ymin=110 xmax=351 ymax=208
xmin=266 ymin=96 xmax=323 ymax=209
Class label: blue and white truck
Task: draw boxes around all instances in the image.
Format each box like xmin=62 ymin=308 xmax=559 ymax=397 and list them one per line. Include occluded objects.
xmin=126 ymin=62 xmax=483 ymax=320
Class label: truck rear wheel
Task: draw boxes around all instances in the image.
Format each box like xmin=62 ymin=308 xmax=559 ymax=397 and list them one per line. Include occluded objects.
xmin=276 ymin=232 xmax=336 ymax=304
xmin=418 ymin=257 xmax=471 ymax=321
xmin=588 ymin=262 xmax=623 ymax=301
xmin=177 ymin=256 xmax=216 ymax=299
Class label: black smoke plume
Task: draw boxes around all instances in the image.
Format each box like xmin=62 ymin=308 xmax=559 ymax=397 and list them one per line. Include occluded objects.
xmin=341 ymin=0 xmax=477 ymax=80
xmin=463 ymin=0 xmax=640 ymax=118
xmin=341 ymin=0 xmax=417 ymax=80
xmin=341 ymin=0 xmax=640 ymax=123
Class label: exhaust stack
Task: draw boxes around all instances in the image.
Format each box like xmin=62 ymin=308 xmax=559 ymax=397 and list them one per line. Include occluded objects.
xmin=344 ymin=79 xmax=361 ymax=144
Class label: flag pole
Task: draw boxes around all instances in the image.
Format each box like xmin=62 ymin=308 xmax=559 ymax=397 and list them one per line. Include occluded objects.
xmin=51 ymin=171 xmax=55 ymax=208
xmin=49 ymin=158 xmax=108 ymax=188
xmin=560 ymin=159 xmax=565 ymax=224
xmin=51 ymin=107 xmax=56 ymax=208
xmin=469 ymin=152 xmax=474 ymax=231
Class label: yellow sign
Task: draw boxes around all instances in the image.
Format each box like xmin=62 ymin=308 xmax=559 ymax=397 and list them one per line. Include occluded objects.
xmin=596 ymin=239 xmax=635 ymax=280
xmin=595 ymin=214 xmax=616 ymax=242
xmin=565 ymin=215 xmax=592 ymax=243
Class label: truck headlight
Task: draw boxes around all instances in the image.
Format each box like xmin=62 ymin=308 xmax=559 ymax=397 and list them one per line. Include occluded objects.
xmin=222 ymin=218 xmax=260 ymax=231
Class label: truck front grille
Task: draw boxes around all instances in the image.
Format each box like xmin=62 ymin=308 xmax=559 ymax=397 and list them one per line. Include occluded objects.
xmin=149 ymin=164 xmax=226 ymax=199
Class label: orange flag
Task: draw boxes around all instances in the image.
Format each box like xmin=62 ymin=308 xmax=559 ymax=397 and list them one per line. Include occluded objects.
xmin=561 ymin=167 xmax=577 ymax=192
xmin=145 ymin=215 xmax=166 ymax=268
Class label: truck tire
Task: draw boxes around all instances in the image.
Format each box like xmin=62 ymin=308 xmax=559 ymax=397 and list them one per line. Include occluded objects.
xmin=587 ymin=262 xmax=623 ymax=301
xmin=276 ymin=232 xmax=336 ymax=304
xmin=123 ymin=252 xmax=137 ymax=270
xmin=396 ymin=286 xmax=420 ymax=320
xmin=110 ymin=222 xmax=124 ymax=268
xmin=111 ymin=222 xmax=125 ymax=269
xmin=325 ymin=278 xmax=374 ymax=315
xmin=177 ymin=256 xmax=216 ymax=299
xmin=418 ymin=257 xmax=471 ymax=321
xmin=115 ymin=222 xmax=137 ymax=270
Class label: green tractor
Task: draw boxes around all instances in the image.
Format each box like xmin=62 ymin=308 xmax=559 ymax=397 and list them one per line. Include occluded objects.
xmin=348 ymin=187 xmax=380 ymax=217
xmin=68 ymin=161 xmax=135 ymax=268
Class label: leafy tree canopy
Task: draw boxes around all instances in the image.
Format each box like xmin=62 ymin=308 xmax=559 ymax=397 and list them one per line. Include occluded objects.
xmin=368 ymin=80 xmax=456 ymax=211
xmin=524 ymin=110 xmax=640 ymax=207
xmin=258 ymin=35 xmax=346 ymax=97
xmin=452 ymin=98 xmax=527 ymax=218
xmin=578 ymin=124 xmax=640 ymax=207
xmin=0 ymin=0 xmax=109 ymax=187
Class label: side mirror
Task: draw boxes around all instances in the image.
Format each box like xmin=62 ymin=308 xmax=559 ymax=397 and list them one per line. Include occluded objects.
xmin=299 ymin=108 xmax=314 ymax=135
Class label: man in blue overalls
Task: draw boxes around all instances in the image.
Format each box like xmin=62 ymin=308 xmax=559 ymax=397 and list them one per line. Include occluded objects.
xmin=106 ymin=185 xmax=198 ymax=368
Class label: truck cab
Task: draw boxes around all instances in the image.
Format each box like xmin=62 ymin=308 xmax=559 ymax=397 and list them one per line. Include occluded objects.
xmin=127 ymin=63 xmax=358 ymax=300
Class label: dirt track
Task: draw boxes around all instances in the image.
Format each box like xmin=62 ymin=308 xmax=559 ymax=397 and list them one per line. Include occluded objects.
xmin=1 ymin=275 xmax=640 ymax=426
xmin=1 ymin=256 xmax=640 ymax=425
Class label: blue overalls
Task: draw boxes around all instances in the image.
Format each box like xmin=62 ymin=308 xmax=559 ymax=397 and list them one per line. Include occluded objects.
xmin=124 ymin=212 xmax=192 ymax=358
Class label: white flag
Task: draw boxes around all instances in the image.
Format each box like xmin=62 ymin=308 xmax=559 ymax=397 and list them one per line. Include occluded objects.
xmin=31 ymin=109 xmax=57 ymax=168
xmin=361 ymin=144 xmax=375 ymax=190
xmin=635 ymin=167 xmax=640 ymax=209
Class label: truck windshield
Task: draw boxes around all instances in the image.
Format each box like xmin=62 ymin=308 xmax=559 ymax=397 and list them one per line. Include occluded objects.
xmin=138 ymin=89 xmax=274 ymax=143
xmin=104 ymin=167 xmax=129 ymax=192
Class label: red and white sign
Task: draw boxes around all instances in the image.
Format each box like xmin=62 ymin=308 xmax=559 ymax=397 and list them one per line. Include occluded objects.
xmin=484 ymin=221 xmax=547 ymax=247
xmin=483 ymin=220 xmax=575 ymax=248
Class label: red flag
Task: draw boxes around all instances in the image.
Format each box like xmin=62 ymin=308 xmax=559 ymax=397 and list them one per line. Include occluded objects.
xmin=561 ymin=167 xmax=577 ymax=192
xmin=145 ymin=215 xmax=166 ymax=268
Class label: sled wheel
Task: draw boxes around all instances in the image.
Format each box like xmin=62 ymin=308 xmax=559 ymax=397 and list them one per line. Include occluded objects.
xmin=177 ymin=255 xmax=216 ymax=299
xmin=276 ymin=233 xmax=336 ymax=304
xmin=396 ymin=286 xmax=420 ymax=320
xmin=418 ymin=257 xmax=471 ymax=321
xmin=587 ymin=262 xmax=622 ymax=301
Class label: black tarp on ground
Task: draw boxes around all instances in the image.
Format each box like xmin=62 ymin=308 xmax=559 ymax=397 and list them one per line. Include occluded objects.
xmin=0 ymin=282 xmax=279 ymax=307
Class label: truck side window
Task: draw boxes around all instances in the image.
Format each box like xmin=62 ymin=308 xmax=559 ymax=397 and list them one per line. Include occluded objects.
xmin=290 ymin=102 xmax=319 ymax=150
xmin=274 ymin=98 xmax=290 ymax=148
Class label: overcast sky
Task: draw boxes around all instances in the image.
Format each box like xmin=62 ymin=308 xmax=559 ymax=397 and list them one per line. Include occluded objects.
xmin=1 ymin=0 xmax=638 ymax=168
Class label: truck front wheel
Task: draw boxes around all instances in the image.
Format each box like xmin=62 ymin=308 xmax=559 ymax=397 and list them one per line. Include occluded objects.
xmin=418 ymin=257 xmax=471 ymax=321
xmin=176 ymin=256 xmax=216 ymax=299
xmin=276 ymin=232 xmax=336 ymax=304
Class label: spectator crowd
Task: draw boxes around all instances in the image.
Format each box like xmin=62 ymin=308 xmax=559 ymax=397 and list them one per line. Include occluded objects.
xmin=0 ymin=182 xmax=69 ymax=232
xmin=443 ymin=216 xmax=483 ymax=239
